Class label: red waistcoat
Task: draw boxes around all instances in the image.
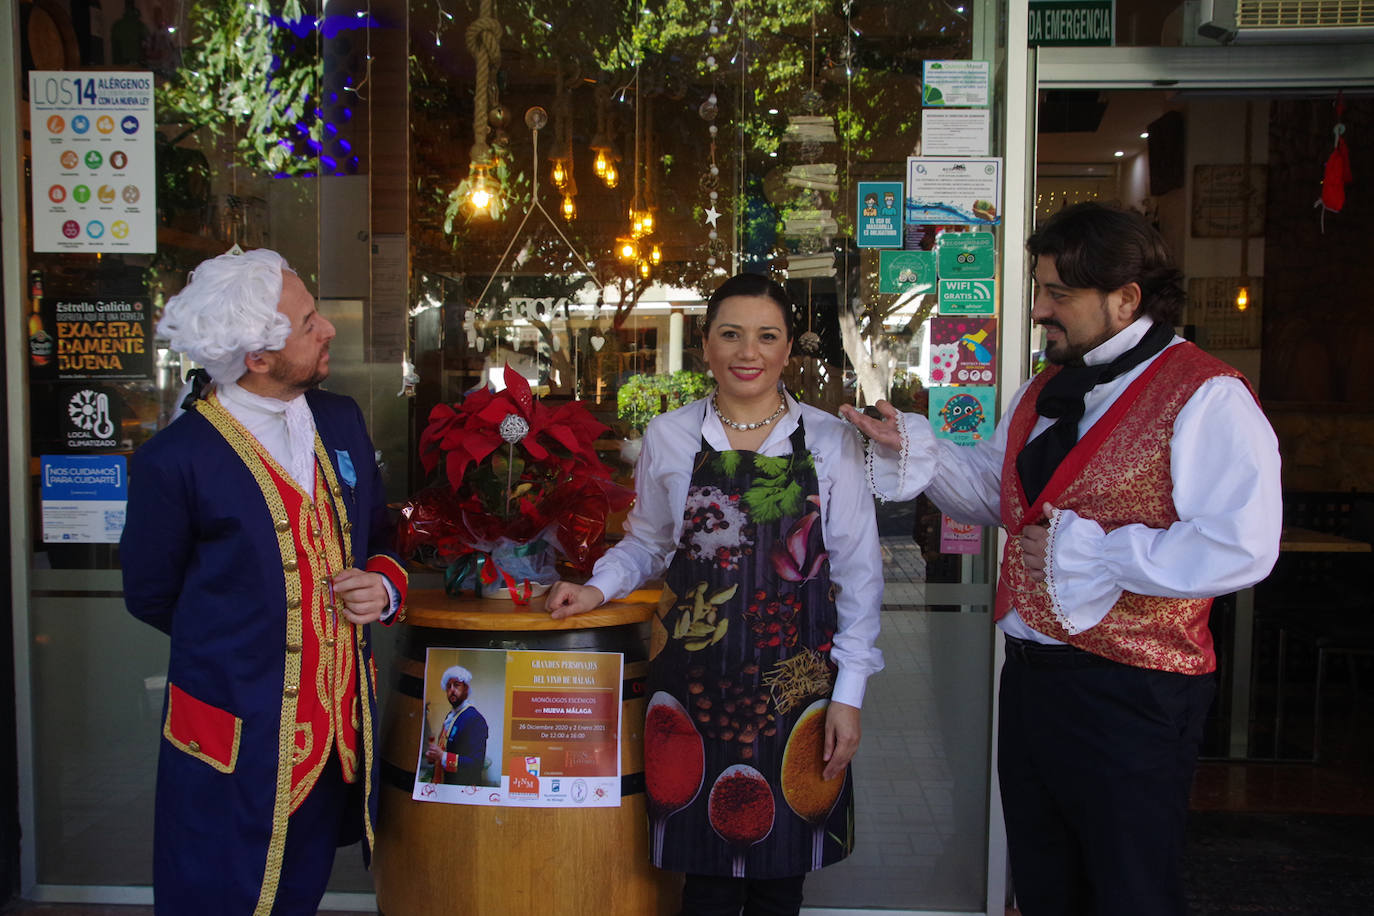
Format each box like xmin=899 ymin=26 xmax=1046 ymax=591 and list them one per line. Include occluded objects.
xmin=257 ymin=453 xmax=363 ymax=810
xmin=996 ymin=342 xmax=1248 ymax=674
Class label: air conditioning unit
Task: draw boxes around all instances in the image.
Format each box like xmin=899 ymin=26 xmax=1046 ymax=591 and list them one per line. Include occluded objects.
xmin=1197 ymin=0 xmax=1374 ymax=43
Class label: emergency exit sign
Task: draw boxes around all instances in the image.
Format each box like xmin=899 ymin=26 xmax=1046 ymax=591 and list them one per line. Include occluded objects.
xmin=1028 ymin=1 xmax=1114 ymax=46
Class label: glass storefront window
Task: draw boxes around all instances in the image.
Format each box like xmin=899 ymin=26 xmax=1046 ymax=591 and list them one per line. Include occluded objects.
xmin=8 ymin=0 xmax=1018 ymax=909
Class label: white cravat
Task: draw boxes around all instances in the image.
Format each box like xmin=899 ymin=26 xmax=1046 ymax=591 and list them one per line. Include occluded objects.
xmin=216 ymin=381 xmax=318 ymax=492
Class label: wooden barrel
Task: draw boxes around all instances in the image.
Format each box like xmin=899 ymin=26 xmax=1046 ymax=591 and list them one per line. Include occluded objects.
xmin=373 ymin=589 xmax=681 ymax=916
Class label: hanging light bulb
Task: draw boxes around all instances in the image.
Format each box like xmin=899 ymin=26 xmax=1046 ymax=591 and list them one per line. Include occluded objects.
xmin=603 ymin=160 xmax=619 ymax=189
xmin=1235 ymin=285 xmax=1249 ymax=312
xmin=465 ymin=162 xmax=498 ymax=214
xmin=641 ymin=210 xmax=655 ymax=235
xmin=631 ymin=209 xmax=646 ymax=236
xmin=638 ymin=259 xmax=652 ymax=279
xmin=593 ymin=148 xmax=609 ymax=177
xmin=616 ymin=236 xmax=639 ymax=263
xmin=650 ymin=243 xmax=662 ymax=265
xmin=551 ymin=159 xmax=567 ymax=188
xmin=561 ymin=193 xmax=577 ymax=220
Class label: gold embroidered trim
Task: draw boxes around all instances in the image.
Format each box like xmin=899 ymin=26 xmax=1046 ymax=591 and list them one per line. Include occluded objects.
xmin=162 ymin=689 xmax=243 ymax=774
xmin=194 ymin=394 xmax=302 ymax=916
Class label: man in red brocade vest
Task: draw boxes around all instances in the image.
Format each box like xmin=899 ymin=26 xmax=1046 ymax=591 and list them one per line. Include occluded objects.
xmin=122 ymin=248 xmax=408 ymax=916
xmin=843 ymin=203 xmax=1282 ymax=916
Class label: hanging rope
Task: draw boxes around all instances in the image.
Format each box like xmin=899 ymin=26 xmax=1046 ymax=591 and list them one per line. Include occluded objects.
xmin=465 ymin=0 xmax=501 ymax=163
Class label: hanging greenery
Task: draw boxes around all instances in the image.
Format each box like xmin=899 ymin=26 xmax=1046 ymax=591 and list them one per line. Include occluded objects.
xmin=156 ymin=0 xmax=322 ymax=177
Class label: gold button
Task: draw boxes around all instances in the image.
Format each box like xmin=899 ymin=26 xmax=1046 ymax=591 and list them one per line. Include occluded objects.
xmin=275 ymin=518 xmax=290 ymax=533
xmin=343 ymin=522 xmax=353 ymax=534
xmin=287 ymin=596 xmax=301 ymax=610
xmin=188 ymin=740 xmax=201 ymax=753
xmin=284 ymin=685 xmax=299 ymax=698
xmin=286 ymin=642 xmax=302 ymax=654
xmin=325 ymin=637 xmax=336 ymax=648
xmin=284 ymin=560 xmax=298 ymax=572
xmin=332 ymin=487 xmax=341 ymax=499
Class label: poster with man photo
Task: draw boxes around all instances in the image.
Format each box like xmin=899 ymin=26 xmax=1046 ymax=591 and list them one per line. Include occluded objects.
xmin=415 ymin=648 xmax=507 ymax=794
xmin=414 ymin=646 xmax=624 ymax=808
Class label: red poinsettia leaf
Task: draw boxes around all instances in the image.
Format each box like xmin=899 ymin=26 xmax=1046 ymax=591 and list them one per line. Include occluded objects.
xmin=503 ymin=364 xmax=534 ymax=415
xmin=444 ymin=450 xmax=473 ymax=491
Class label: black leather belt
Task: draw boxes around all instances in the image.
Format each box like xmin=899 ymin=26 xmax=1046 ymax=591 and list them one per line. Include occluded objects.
xmin=1003 ymin=634 xmax=1118 ymax=668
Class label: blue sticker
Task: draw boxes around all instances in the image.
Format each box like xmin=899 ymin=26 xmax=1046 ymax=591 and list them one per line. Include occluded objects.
xmin=335 ymin=450 xmax=357 ymax=487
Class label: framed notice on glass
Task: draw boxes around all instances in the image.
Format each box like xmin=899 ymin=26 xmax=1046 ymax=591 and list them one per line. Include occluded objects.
xmin=413 ymin=647 xmax=624 ymax=808
xmin=1191 ymin=164 xmax=1266 ymax=238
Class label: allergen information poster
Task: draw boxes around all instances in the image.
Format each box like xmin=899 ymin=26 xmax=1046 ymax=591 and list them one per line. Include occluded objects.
xmin=29 ymin=71 xmax=157 ymax=254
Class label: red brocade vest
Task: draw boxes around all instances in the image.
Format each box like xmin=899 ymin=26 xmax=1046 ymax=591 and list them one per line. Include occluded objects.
xmin=995 ymin=342 xmax=1248 ymax=675
xmin=256 ymin=449 xmax=364 ymax=810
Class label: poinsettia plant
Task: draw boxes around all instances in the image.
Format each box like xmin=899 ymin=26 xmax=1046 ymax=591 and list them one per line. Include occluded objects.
xmin=398 ymin=364 xmax=632 ymax=601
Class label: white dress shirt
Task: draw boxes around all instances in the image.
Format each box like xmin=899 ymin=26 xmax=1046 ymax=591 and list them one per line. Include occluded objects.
xmin=587 ymin=393 xmax=885 ymax=707
xmin=869 ymin=316 xmax=1283 ymax=643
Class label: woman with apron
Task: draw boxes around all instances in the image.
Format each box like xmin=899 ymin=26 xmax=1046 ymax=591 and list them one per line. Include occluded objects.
xmin=548 ymin=274 xmax=884 ymax=915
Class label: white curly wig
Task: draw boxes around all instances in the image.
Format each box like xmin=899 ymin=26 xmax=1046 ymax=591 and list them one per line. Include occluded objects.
xmin=157 ymin=248 xmax=296 ymax=384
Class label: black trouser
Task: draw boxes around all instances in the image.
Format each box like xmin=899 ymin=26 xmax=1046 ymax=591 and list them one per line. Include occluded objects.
xmin=680 ymin=873 xmax=807 ymax=916
xmin=998 ymin=635 xmax=1215 ymax=916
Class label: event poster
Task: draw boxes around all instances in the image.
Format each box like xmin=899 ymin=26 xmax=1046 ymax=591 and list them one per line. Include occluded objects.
xmin=929 ymin=316 xmax=997 ymax=386
xmin=878 ymin=249 xmax=936 ymax=295
xmin=906 ymin=157 xmax=1002 ymax=226
xmin=939 ymin=515 xmax=982 ymax=554
xmin=40 ymin=455 xmax=127 ymax=543
xmin=414 ymin=647 xmax=623 ymax=808
xmin=928 ymin=386 xmax=995 ymax=446
xmin=856 ymin=182 xmax=903 ymax=248
xmin=29 ymin=71 xmax=157 ymax=254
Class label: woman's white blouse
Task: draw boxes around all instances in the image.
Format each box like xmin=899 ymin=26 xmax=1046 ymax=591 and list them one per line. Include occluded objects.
xmin=585 ymin=394 xmax=885 ymax=708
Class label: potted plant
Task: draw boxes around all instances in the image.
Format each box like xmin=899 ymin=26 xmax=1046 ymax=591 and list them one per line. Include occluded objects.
xmin=398 ymin=365 xmax=632 ymax=603
xmin=616 ymin=370 xmax=712 ymax=463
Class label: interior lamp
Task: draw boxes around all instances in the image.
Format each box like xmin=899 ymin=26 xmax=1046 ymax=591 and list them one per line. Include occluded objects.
xmin=465 ymin=162 xmax=498 ymax=213
xmin=561 ymin=193 xmax=577 ymax=220
xmin=551 ymin=158 xmax=568 ymax=189
xmin=603 ymin=160 xmax=619 ymax=188
xmin=650 ymin=243 xmax=662 ymax=265
xmin=1235 ymin=285 xmax=1249 ymax=312
xmin=616 ymin=236 xmax=640 ymax=263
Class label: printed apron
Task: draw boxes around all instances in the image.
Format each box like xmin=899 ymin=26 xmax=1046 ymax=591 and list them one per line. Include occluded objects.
xmin=643 ymin=411 xmax=855 ymax=879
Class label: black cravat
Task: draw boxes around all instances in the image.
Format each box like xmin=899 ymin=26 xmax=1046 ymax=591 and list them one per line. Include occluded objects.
xmin=1015 ymin=321 xmax=1174 ymax=507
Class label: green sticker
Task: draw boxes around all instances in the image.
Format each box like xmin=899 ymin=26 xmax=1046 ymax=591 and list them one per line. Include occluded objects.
xmin=938 ymin=279 xmax=996 ymax=315
xmin=879 ymin=250 xmax=936 ymax=295
xmin=937 ymin=232 xmax=996 ymax=279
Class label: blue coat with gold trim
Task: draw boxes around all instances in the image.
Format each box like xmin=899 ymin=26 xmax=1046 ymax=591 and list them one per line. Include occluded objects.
xmin=121 ymin=389 xmax=407 ymax=915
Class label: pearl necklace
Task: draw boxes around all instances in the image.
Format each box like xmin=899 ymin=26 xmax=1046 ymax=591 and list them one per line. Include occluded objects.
xmin=712 ymin=392 xmax=787 ymax=431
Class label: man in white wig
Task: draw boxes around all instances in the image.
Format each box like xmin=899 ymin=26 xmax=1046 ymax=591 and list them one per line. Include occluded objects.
xmin=121 ymin=248 xmax=408 ymax=915
xmin=426 ymin=665 xmax=489 ymax=785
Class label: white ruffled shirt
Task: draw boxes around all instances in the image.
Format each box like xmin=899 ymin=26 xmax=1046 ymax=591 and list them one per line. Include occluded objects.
xmin=215 ymin=381 xmax=399 ymax=619
xmin=868 ymin=317 xmax=1283 ymax=643
xmin=586 ymin=393 xmax=885 ymax=707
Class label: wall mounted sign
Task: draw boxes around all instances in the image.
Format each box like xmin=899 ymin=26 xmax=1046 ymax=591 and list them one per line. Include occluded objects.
xmin=878 ymin=250 xmax=937 ymax=295
xmin=29 ymin=71 xmax=156 ymax=253
xmin=856 ymin=182 xmax=904 ymax=248
xmin=906 ymin=157 xmax=1002 ymax=226
xmin=1028 ymin=1 xmax=1115 ymax=47
xmin=40 ymin=455 xmax=127 ymax=543
xmin=920 ymin=60 xmax=990 ymax=108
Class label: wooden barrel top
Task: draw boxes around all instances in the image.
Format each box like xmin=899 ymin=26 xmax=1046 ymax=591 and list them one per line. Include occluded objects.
xmin=403 ymin=588 xmax=661 ymax=631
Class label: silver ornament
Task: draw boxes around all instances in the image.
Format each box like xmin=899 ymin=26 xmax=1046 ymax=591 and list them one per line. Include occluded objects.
xmin=499 ymin=413 xmax=530 ymax=444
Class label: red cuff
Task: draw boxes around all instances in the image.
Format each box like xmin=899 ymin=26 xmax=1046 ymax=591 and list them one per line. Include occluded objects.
xmin=366 ymin=554 xmax=408 ymax=624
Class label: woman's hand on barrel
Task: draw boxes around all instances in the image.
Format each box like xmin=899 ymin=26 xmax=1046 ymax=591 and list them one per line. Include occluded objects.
xmin=546 ymin=582 xmax=606 ymax=619
xmin=822 ymin=701 xmax=861 ymax=781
